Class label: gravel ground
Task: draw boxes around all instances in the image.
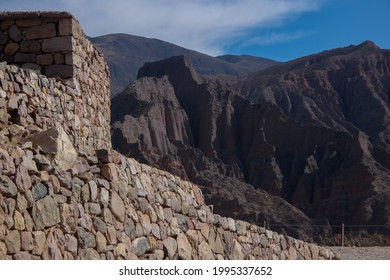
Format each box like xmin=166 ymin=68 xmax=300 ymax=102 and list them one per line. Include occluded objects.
xmin=326 ymin=246 xmax=390 ymax=260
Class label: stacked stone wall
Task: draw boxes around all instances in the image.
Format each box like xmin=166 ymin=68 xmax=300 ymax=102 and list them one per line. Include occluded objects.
xmin=0 ymin=12 xmax=111 ymax=154
xmin=0 ymin=12 xmax=337 ymax=260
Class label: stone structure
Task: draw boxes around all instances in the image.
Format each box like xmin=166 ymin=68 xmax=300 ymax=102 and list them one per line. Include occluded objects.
xmin=0 ymin=12 xmax=338 ymax=260
xmin=0 ymin=11 xmax=111 ymax=154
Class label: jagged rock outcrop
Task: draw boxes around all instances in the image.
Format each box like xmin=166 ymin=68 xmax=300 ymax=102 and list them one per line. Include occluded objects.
xmin=112 ymin=56 xmax=315 ymax=239
xmin=111 ymin=42 xmax=390 ymax=238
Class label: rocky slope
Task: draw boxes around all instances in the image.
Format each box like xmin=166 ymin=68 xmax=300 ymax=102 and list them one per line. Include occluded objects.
xmin=91 ymin=34 xmax=278 ymax=95
xmin=111 ymin=41 xmax=390 ymax=240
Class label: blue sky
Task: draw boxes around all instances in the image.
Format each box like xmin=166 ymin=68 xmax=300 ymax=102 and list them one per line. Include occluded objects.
xmin=1 ymin=0 xmax=389 ymax=61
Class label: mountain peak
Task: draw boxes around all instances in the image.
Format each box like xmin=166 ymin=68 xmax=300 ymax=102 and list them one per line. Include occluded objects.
xmin=137 ymin=55 xmax=203 ymax=88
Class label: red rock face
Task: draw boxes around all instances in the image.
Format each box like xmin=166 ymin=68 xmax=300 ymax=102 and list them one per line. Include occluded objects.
xmin=111 ymin=42 xmax=390 ymax=239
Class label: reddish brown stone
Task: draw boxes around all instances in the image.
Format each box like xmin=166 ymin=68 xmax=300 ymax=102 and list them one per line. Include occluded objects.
xmin=15 ymin=164 xmax=32 ymax=192
xmin=42 ymin=36 xmax=73 ymax=52
xmin=36 ymin=54 xmax=53 ymax=65
xmin=4 ymin=43 xmax=19 ymax=55
xmin=20 ymin=40 xmax=41 ymax=53
xmin=53 ymin=53 xmax=64 ymax=64
xmin=25 ymin=23 xmax=56 ymax=40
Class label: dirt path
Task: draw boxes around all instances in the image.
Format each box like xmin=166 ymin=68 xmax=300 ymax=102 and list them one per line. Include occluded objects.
xmin=327 ymin=246 xmax=390 ymax=260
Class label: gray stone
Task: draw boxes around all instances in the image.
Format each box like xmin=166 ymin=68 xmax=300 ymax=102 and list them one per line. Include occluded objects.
xmin=32 ymin=183 xmax=48 ymax=201
xmin=5 ymin=230 xmax=21 ymax=254
xmin=32 ymin=195 xmax=60 ymax=230
xmin=259 ymin=234 xmax=269 ymax=248
xmin=93 ymin=217 xmax=107 ymax=234
xmin=227 ymin=217 xmax=236 ymax=232
xmin=236 ymin=220 xmax=248 ymax=235
xmin=176 ymin=214 xmax=189 ymax=232
xmin=131 ymin=237 xmax=150 ymax=256
xmin=0 ymin=175 xmax=17 ymax=197
xmin=65 ymin=234 xmax=78 ymax=254
xmin=77 ymin=227 xmax=96 ymax=249
xmin=9 ymin=25 xmax=23 ymax=42
xmin=124 ymin=219 xmax=136 ymax=239
xmin=87 ymin=203 xmax=101 ymax=215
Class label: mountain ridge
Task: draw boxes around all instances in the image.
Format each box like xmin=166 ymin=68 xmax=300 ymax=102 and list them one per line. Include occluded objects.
xmin=90 ymin=33 xmax=279 ymax=95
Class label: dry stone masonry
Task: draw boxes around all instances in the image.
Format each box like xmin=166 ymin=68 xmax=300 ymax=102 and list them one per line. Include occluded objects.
xmin=0 ymin=11 xmax=111 ymax=154
xmin=0 ymin=12 xmax=337 ymax=260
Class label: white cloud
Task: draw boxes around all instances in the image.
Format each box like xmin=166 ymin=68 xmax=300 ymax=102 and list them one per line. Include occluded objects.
xmin=240 ymin=30 xmax=315 ymax=47
xmin=0 ymin=0 xmax=321 ymax=55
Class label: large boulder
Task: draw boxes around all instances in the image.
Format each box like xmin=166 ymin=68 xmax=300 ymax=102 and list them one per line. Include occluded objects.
xmin=28 ymin=124 xmax=77 ymax=171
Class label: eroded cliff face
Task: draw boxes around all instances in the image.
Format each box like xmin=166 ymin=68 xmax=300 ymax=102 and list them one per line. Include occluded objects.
xmin=111 ymin=42 xmax=390 ymax=237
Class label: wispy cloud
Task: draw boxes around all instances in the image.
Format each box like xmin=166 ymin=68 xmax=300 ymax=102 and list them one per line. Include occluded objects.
xmin=0 ymin=0 xmax=321 ymax=55
xmin=240 ymin=30 xmax=315 ymax=47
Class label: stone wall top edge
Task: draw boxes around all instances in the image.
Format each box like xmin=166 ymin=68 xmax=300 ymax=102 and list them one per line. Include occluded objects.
xmin=0 ymin=11 xmax=73 ymax=20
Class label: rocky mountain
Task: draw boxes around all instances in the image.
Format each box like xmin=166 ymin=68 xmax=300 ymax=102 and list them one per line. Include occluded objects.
xmin=111 ymin=41 xmax=390 ymax=240
xmin=90 ymin=34 xmax=278 ymax=96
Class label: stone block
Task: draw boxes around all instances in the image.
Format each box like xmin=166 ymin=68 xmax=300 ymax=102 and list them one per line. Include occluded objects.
xmin=16 ymin=18 xmax=41 ymax=27
xmin=32 ymin=195 xmax=60 ymax=230
xmin=5 ymin=230 xmax=20 ymax=254
xmin=36 ymin=54 xmax=53 ymax=65
xmin=58 ymin=18 xmax=73 ymax=36
xmin=45 ymin=65 xmax=73 ymax=78
xmin=42 ymin=36 xmax=73 ymax=52
xmin=1 ymin=20 xmax=14 ymax=30
xmin=53 ymin=53 xmax=64 ymax=64
xmin=20 ymin=40 xmax=41 ymax=53
xmin=14 ymin=52 xmax=36 ymax=63
xmin=25 ymin=23 xmax=56 ymax=40
xmin=4 ymin=43 xmax=19 ymax=56
xmin=9 ymin=25 xmax=22 ymax=42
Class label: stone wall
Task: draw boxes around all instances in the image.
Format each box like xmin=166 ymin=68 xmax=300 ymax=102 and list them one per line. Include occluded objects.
xmin=0 ymin=12 xmax=337 ymax=260
xmin=0 ymin=141 xmax=337 ymax=260
xmin=0 ymin=12 xmax=111 ymax=154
